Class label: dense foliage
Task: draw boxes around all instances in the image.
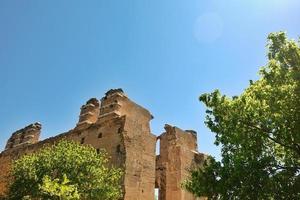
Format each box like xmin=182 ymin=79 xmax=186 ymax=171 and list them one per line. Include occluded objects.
xmin=8 ymin=140 xmax=123 ymax=200
xmin=184 ymin=32 xmax=300 ymax=199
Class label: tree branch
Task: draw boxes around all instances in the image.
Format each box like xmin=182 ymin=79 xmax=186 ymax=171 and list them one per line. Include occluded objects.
xmin=240 ymin=120 xmax=300 ymax=156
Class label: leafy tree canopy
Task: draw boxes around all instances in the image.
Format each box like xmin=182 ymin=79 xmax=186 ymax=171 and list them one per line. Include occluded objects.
xmin=184 ymin=32 xmax=300 ymax=199
xmin=8 ymin=140 xmax=123 ymax=200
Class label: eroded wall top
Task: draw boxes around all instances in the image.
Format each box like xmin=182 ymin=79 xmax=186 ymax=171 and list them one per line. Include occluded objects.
xmin=5 ymin=122 xmax=41 ymax=150
xmin=76 ymin=98 xmax=100 ymax=130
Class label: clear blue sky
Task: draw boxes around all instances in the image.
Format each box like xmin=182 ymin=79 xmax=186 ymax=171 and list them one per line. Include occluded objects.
xmin=0 ymin=0 xmax=300 ymax=159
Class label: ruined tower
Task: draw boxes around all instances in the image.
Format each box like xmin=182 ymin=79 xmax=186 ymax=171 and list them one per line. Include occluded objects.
xmin=155 ymin=125 xmax=206 ymax=200
xmin=0 ymin=89 xmax=205 ymax=200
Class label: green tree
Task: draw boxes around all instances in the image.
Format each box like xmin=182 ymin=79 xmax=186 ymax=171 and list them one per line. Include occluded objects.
xmin=8 ymin=140 xmax=123 ymax=200
xmin=38 ymin=174 xmax=80 ymax=200
xmin=184 ymin=32 xmax=300 ymax=199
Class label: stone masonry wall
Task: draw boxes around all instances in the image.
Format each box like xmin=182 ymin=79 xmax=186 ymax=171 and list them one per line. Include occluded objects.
xmin=155 ymin=125 xmax=206 ymax=200
xmin=0 ymin=89 xmax=205 ymax=200
xmin=5 ymin=122 xmax=41 ymax=150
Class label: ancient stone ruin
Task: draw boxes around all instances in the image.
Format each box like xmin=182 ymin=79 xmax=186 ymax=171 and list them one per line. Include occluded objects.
xmin=0 ymin=89 xmax=206 ymax=200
